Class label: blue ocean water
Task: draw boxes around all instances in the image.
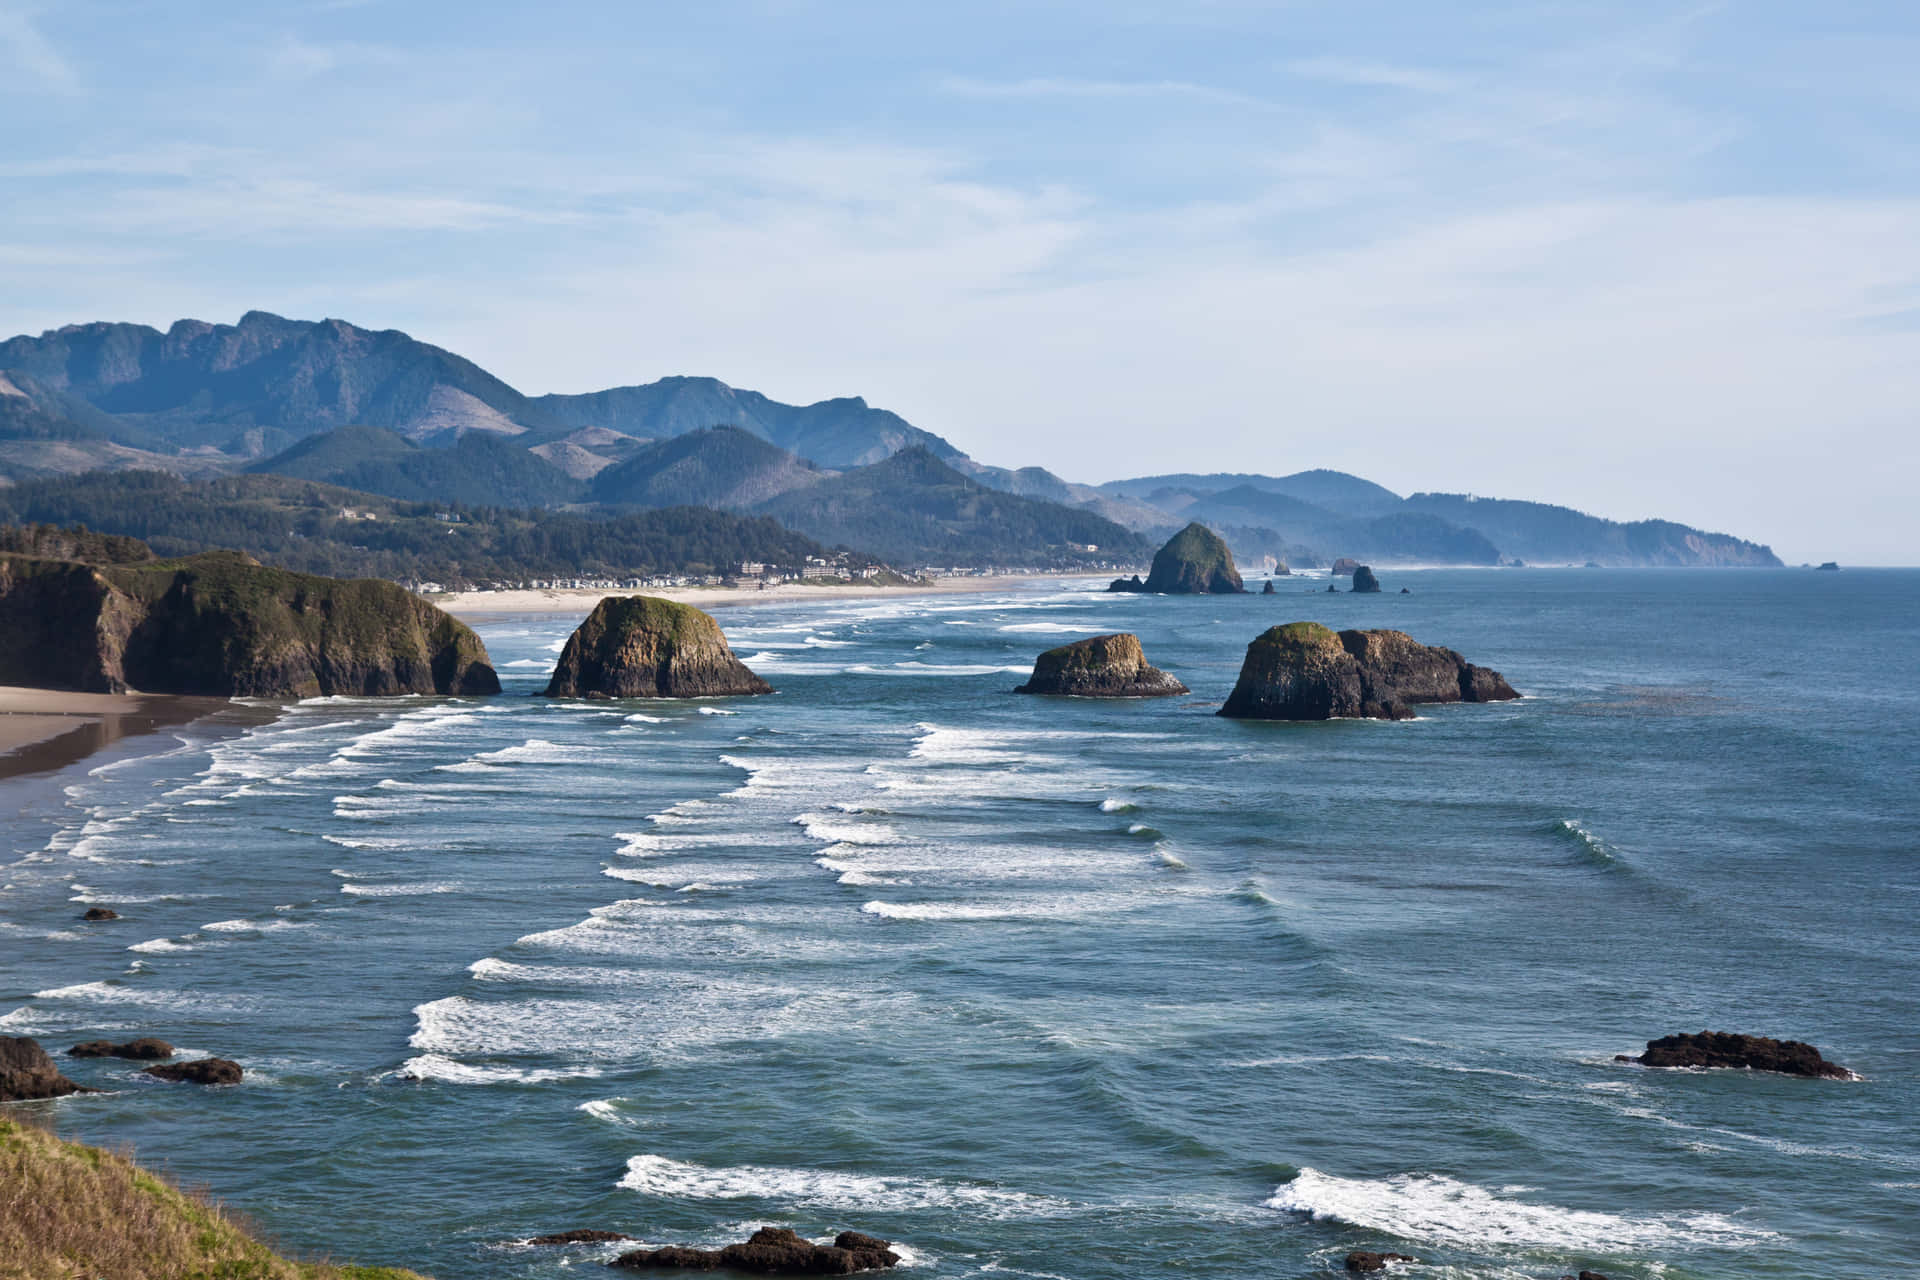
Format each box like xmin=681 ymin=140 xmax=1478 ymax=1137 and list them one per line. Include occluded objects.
xmin=3 ymin=568 xmax=1917 ymax=1280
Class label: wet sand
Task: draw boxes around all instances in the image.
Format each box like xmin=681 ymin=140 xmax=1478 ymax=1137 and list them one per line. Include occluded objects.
xmin=0 ymin=688 xmax=229 ymax=781
xmin=433 ymin=573 xmax=1076 ymax=621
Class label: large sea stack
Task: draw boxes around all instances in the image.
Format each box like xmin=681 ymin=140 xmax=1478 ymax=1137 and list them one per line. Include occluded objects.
xmin=1219 ymin=622 xmax=1518 ymax=721
xmin=1014 ymin=633 xmax=1188 ymax=698
xmin=545 ymin=596 xmax=772 ymax=699
xmin=0 ymin=1036 xmax=89 ymax=1102
xmin=0 ymin=548 xmax=498 ymax=697
xmin=1109 ymin=522 xmax=1244 ymax=594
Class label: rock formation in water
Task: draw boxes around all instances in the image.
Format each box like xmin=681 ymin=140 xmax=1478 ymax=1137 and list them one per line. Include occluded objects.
xmin=527 ymin=1229 xmax=635 ymax=1246
xmin=144 ymin=1058 xmax=243 ymax=1085
xmin=1346 ymin=1252 xmax=1416 ymax=1272
xmin=0 ymin=1036 xmax=90 ymax=1101
xmin=1013 ymin=633 xmax=1187 ymax=698
xmin=70 ymin=1038 xmax=175 ymax=1060
xmin=81 ymin=907 xmax=119 ymax=921
xmin=1350 ymin=565 xmax=1381 ymax=593
xmin=1614 ymin=1031 xmax=1853 ymax=1079
xmin=1219 ymin=622 xmax=1519 ymax=721
xmin=544 ymin=596 xmax=772 ymax=699
xmin=1145 ymin=522 xmax=1244 ymax=593
xmin=0 ymin=548 xmax=498 ymax=698
xmin=1106 ymin=573 xmax=1146 ymax=593
xmin=1331 ymin=557 xmax=1360 ymax=575
xmin=611 ymin=1227 xmax=900 ymax=1274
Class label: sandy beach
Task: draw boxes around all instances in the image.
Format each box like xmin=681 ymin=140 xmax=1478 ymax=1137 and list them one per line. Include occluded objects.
xmin=433 ymin=573 xmax=1077 ymax=620
xmin=0 ymin=687 xmax=227 ymax=780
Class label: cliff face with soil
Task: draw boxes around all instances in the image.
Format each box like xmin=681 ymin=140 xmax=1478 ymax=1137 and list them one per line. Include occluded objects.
xmin=0 ymin=548 xmax=498 ymax=697
xmin=1219 ymin=622 xmax=1517 ymax=721
xmin=544 ymin=596 xmax=772 ymax=699
xmin=1013 ymin=633 xmax=1187 ymax=697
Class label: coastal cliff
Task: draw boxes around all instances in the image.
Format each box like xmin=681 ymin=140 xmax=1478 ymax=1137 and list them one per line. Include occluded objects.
xmin=545 ymin=596 xmax=772 ymax=699
xmin=1013 ymin=633 xmax=1188 ymax=697
xmin=0 ymin=548 xmax=498 ymax=698
xmin=1220 ymin=622 xmax=1517 ymax=720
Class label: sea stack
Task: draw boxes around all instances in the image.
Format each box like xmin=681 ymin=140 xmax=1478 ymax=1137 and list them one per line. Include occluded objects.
xmin=0 ymin=547 xmax=498 ymax=697
xmin=1 ymin=1036 xmax=89 ymax=1102
xmin=545 ymin=596 xmax=772 ymax=699
xmin=1615 ymin=1032 xmax=1853 ymax=1079
xmin=1013 ymin=633 xmax=1188 ymax=698
xmin=1219 ymin=622 xmax=1518 ymax=721
xmin=1350 ymin=565 xmax=1381 ymax=593
xmin=1108 ymin=522 xmax=1244 ymax=594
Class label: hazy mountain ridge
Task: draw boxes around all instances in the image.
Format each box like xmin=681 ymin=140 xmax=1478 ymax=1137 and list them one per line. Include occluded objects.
xmin=589 ymin=426 xmax=825 ymax=510
xmin=246 ymin=425 xmax=582 ymax=508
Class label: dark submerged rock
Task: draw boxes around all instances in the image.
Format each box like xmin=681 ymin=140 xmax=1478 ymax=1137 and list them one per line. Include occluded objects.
xmin=1346 ymin=1251 xmax=1416 ymax=1272
xmin=1219 ymin=622 xmax=1519 ymax=721
xmin=0 ymin=1036 xmax=92 ymax=1101
xmin=1616 ymin=1031 xmax=1853 ymax=1079
xmin=545 ymin=596 xmax=772 ymax=700
xmin=1350 ymin=565 xmax=1381 ymax=593
xmin=1105 ymin=573 xmax=1146 ymax=593
xmin=0 ymin=548 xmax=498 ymax=697
xmin=1013 ymin=633 xmax=1187 ymax=698
xmin=1141 ymin=522 xmax=1244 ymax=594
xmin=69 ymin=1037 xmax=175 ymax=1060
xmin=81 ymin=907 xmax=119 ymax=921
xmin=144 ymin=1057 xmax=243 ymax=1085
xmin=611 ymin=1226 xmax=899 ymax=1274
xmin=529 ymin=1229 xmax=636 ymax=1245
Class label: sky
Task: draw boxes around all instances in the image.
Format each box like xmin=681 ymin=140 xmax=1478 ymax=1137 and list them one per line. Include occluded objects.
xmin=3 ymin=1 xmax=1917 ymax=563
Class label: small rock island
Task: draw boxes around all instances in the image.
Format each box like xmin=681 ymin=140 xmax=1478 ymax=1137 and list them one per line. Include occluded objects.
xmin=1350 ymin=565 xmax=1381 ymax=593
xmin=545 ymin=596 xmax=772 ymax=699
xmin=0 ymin=545 xmax=498 ymax=697
xmin=1109 ymin=522 xmax=1245 ymax=594
xmin=1013 ymin=633 xmax=1188 ymax=697
xmin=1219 ymin=622 xmax=1518 ymax=720
xmin=1616 ymin=1031 xmax=1854 ymax=1079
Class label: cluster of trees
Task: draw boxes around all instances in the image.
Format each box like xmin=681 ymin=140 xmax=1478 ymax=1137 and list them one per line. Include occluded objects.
xmin=0 ymin=471 xmax=868 ymax=585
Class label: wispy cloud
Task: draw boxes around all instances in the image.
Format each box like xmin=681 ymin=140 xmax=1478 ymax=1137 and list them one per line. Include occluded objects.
xmin=0 ymin=6 xmax=78 ymax=94
xmin=934 ymin=74 xmax=1279 ymax=111
xmin=1283 ymin=56 xmax=1463 ymax=94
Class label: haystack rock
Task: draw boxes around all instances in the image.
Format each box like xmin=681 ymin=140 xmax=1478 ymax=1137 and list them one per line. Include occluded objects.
xmin=1013 ymin=633 xmax=1187 ymax=698
xmin=0 ymin=547 xmax=498 ymax=697
xmin=1615 ymin=1031 xmax=1853 ymax=1079
xmin=1 ymin=1036 xmax=90 ymax=1101
xmin=612 ymin=1227 xmax=899 ymax=1274
xmin=544 ymin=596 xmax=772 ymax=699
xmin=1219 ymin=622 xmax=1518 ymax=721
xmin=1108 ymin=522 xmax=1244 ymax=594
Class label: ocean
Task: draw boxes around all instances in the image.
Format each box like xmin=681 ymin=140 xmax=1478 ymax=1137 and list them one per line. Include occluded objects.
xmin=3 ymin=568 xmax=1916 ymax=1280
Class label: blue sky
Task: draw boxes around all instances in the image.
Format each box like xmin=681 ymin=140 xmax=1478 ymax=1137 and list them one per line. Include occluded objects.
xmin=3 ymin=1 xmax=1917 ymax=561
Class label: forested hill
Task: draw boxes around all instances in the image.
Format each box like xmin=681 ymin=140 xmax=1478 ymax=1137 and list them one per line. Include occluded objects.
xmin=0 ymin=471 xmax=869 ymax=587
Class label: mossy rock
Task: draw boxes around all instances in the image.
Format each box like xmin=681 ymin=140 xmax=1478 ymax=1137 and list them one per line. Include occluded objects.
xmin=545 ymin=596 xmax=772 ymax=699
xmin=1143 ymin=523 xmax=1244 ymax=594
xmin=1013 ymin=633 xmax=1187 ymax=697
xmin=1220 ymin=623 xmax=1517 ymax=720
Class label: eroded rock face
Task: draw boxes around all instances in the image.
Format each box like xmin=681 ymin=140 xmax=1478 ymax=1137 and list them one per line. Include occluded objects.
xmin=70 ymin=1038 xmax=175 ymax=1060
xmin=1616 ymin=1032 xmax=1853 ymax=1079
xmin=0 ymin=549 xmax=499 ymax=698
xmin=1351 ymin=565 xmax=1381 ymax=593
xmin=144 ymin=1058 xmax=243 ymax=1085
xmin=1219 ymin=622 xmax=1518 ymax=721
xmin=544 ymin=597 xmax=772 ymax=700
xmin=610 ymin=1226 xmax=899 ymax=1274
xmin=0 ymin=1036 xmax=89 ymax=1101
xmin=1110 ymin=523 xmax=1243 ymax=594
xmin=1013 ymin=633 xmax=1187 ymax=698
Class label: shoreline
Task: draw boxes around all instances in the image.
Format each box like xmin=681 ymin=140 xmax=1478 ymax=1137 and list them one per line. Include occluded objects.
xmin=432 ymin=572 xmax=1090 ymax=620
xmin=0 ymin=688 xmax=229 ymax=783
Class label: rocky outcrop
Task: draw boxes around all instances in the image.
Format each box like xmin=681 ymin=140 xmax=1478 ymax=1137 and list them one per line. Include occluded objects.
xmin=544 ymin=596 xmax=772 ymax=700
xmin=81 ymin=907 xmax=119 ymax=921
xmin=0 ymin=548 xmax=499 ymax=698
xmin=528 ymin=1229 xmax=635 ymax=1245
xmin=1261 ymin=579 xmax=1275 ymax=594
xmin=1350 ymin=565 xmax=1381 ymax=593
xmin=70 ymin=1038 xmax=174 ymax=1060
xmin=1137 ymin=522 xmax=1244 ymax=593
xmin=1331 ymin=557 xmax=1360 ymax=575
xmin=144 ymin=1058 xmax=242 ymax=1085
xmin=1219 ymin=623 xmax=1519 ymax=721
xmin=611 ymin=1227 xmax=899 ymax=1273
xmin=1346 ymin=1252 xmax=1416 ymax=1272
xmin=1615 ymin=1032 xmax=1853 ymax=1079
xmin=1 ymin=1036 xmax=90 ymax=1101
xmin=1013 ymin=633 xmax=1187 ymax=698
xmin=1106 ymin=573 xmax=1146 ymax=593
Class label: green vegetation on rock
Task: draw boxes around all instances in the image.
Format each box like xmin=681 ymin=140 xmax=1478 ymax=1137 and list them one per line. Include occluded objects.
xmin=0 ymin=1117 xmax=430 ymax=1280
xmin=1142 ymin=522 xmax=1244 ymax=594
xmin=545 ymin=596 xmax=773 ymax=699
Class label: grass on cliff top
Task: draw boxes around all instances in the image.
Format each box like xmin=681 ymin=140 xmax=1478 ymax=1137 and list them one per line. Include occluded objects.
xmin=0 ymin=1118 xmax=427 ymax=1280
xmin=1257 ymin=620 xmax=1339 ymax=647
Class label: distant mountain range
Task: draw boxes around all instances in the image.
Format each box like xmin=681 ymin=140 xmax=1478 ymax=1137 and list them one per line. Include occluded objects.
xmin=0 ymin=310 xmax=1783 ymax=569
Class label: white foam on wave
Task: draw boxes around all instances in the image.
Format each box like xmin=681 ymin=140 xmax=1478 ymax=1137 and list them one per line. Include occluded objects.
xmin=579 ymin=1098 xmax=641 ymax=1125
xmin=617 ymin=1153 xmax=1060 ymax=1216
xmin=794 ymin=813 xmax=899 ymax=845
xmin=815 ymin=856 xmax=908 ymax=887
xmin=998 ymin=621 xmax=1100 ymax=634
xmin=698 ymin=706 xmax=738 ymax=716
xmin=201 ymin=917 xmax=310 ymax=933
xmin=626 ymin=713 xmax=670 ymax=724
xmin=127 ymin=937 xmax=194 ymax=954
xmin=615 ymin=831 xmax=740 ymax=855
xmin=1098 ymin=797 xmax=1137 ymax=813
xmin=502 ymin=658 xmax=549 ymax=668
xmin=1267 ymin=1168 xmax=1782 ymax=1250
xmin=850 ymin=662 xmax=1029 ymax=678
xmin=396 ymin=1053 xmax=600 ymax=1084
xmin=340 ymin=881 xmax=462 ymax=896
xmin=475 ymin=738 xmax=600 ymax=765
xmin=322 ymin=834 xmax=415 ymax=850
